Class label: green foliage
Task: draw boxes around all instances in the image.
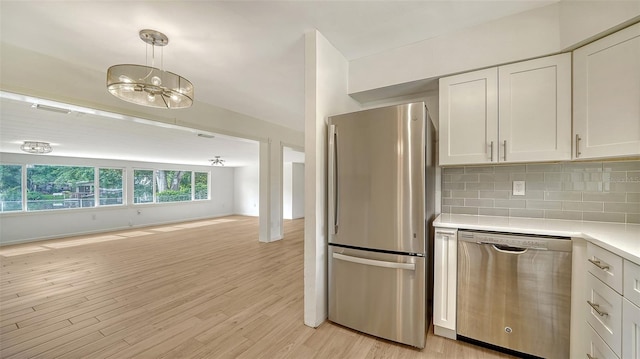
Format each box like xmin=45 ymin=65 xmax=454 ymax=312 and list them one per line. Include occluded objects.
xmin=157 ymin=189 xmax=191 ymax=202
xmin=27 ymin=191 xmax=43 ymax=200
xmin=194 ymin=172 xmax=208 ymax=200
xmin=99 ymin=168 xmax=123 ymax=189
xmin=26 ymin=165 xmax=93 ymax=193
xmin=2 ymin=165 xmax=210 ymax=209
xmin=134 ymin=170 xmax=154 ymax=203
xmin=0 ymin=165 xmax=21 ymax=189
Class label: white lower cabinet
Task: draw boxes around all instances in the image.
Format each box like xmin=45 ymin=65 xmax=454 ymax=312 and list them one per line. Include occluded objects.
xmin=623 ymin=296 xmax=640 ymax=359
xmin=625 ymin=260 xmax=640 ymax=307
xmin=432 ymin=228 xmax=457 ymax=339
xmin=583 ymin=243 xmax=640 ymax=359
xmin=586 ymin=272 xmax=623 ymax=357
xmin=586 ymin=324 xmax=620 ymax=359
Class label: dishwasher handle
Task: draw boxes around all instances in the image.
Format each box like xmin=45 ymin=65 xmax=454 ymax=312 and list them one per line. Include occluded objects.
xmin=490 ymin=244 xmax=528 ymax=254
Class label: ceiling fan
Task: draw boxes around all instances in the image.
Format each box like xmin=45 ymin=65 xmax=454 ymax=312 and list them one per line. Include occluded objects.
xmin=210 ymin=156 xmax=225 ymax=166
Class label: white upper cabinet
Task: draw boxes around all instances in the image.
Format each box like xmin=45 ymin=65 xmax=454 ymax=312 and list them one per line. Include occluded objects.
xmin=439 ymin=68 xmax=498 ymax=165
xmin=573 ymin=22 xmax=640 ymax=160
xmin=499 ymin=54 xmax=572 ymax=163
xmin=439 ymin=53 xmax=572 ymax=166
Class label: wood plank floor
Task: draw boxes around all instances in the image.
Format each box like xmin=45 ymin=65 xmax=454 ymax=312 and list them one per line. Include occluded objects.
xmin=0 ymin=216 xmax=514 ymax=358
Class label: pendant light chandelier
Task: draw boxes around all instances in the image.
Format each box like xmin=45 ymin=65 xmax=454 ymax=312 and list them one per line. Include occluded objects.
xmin=107 ymin=29 xmax=194 ymax=109
xmin=21 ymin=141 xmax=52 ymax=154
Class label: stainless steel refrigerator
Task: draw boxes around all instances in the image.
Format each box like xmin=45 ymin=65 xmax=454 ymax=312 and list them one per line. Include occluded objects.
xmin=327 ymin=102 xmax=435 ymax=349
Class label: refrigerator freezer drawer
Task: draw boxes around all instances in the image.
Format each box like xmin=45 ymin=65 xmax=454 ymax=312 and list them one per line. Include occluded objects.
xmin=328 ymin=246 xmax=426 ymax=348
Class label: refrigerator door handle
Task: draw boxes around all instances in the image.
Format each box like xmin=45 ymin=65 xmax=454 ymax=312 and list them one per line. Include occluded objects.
xmin=333 ymin=252 xmax=415 ymax=271
xmin=328 ymin=124 xmax=338 ymax=235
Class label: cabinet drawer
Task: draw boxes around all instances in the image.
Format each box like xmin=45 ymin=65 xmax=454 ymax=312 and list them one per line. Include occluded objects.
xmin=625 ymin=260 xmax=640 ymax=308
xmin=623 ymin=298 xmax=640 ymax=359
xmin=585 ymin=323 xmax=619 ymax=359
xmin=586 ymin=273 xmax=623 ymax=357
xmin=587 ymin=243 xmax=623 ymax=294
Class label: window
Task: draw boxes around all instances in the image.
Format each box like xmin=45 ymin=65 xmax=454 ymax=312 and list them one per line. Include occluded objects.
xmin=194 ymin=172 xmax=208 ymax=200
xmin=2 ymin=164 xmax=210 ymax=211
xmin=0 ymin=165 xmax=22 ymax=212
xmin=156 ymin=170 xmax=191 ymax=203
xmin=26 ymin=165 xmax=94 ymax=211
xmin=99 ymin=168 xmax=123 ymax=206
xmin=134 ymin=170 xmax=154 ymax=204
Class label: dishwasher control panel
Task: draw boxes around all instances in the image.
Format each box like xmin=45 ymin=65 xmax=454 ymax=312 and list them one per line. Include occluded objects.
xmin=458 ymin=230 xmax=571 ymax=251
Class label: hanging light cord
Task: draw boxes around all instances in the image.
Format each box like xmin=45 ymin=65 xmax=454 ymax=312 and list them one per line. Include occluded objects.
xmin=141 ymin=42 xmax=156 ymax=82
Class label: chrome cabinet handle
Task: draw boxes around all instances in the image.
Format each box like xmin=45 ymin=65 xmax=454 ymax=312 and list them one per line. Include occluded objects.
xmin=576 ymin=134 xmax=582 ymax=158
xmin=588 ymin=258 xmax=609 ymax=271
xmin=587 ymin=300 xmax=609 ymax=317
xmin=503 ymin=140 xmax=507 ymax=161
xmin=489 ymin=141 xmax=494 ymax=162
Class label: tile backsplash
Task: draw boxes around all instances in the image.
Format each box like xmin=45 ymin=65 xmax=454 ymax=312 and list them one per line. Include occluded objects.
xmin=441 ymin=160 xmax=640 ymax=224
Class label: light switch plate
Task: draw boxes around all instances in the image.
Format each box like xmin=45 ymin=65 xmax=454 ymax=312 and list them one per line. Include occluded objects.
xmin=513 ymin=181 xmax=525 ymax=196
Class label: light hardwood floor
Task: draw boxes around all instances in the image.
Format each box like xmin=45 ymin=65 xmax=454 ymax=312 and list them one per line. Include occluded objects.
xmin=0 ymin=216 xmax=514 ymax=358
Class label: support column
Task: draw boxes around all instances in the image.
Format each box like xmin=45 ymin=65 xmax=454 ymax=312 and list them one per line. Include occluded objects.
xmin=259 ymin=138 xmax=283 ymax=243
xmin=303 ymin=30 xmax=362 ymax=328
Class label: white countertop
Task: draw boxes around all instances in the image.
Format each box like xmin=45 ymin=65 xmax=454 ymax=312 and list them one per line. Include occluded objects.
xmin=434 ymin=214 xmax=640 ymax=264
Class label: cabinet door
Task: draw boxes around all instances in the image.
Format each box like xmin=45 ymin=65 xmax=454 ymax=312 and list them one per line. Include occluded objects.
xmin=499 ymin=53 xmax=572 ymax=162
xmin=432 ymin=228 xmax=457 ymax=339
xmin=586 ymin=273 xmax=623 ymax=357
xmin=623 ymin=298 xmax=640 ymax=359
xmin=574 ymin=22 xmax=640 ymax=159
xmin=439 ymin=68 xmax=498 ymax=165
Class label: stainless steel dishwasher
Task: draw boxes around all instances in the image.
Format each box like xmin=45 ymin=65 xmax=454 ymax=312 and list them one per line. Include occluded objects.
xmin=457 ymin=230 xmax=572 ymax=359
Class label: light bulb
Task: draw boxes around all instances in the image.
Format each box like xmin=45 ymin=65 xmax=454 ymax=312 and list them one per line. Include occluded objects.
xmin=118 ymin=75 xmax=133 ymax=83
xmin=170 ymin=93 xmax=182 ymax=103
xmin=151 ymin=76 xmax=162 ymax=86
xmin=147 ymin=93 xmax=156 ymax=102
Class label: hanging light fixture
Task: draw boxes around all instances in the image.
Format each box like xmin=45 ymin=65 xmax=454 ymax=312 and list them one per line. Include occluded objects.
xmin=106 ymin=29 xmax=194 ymax=109
xmin=210 ymin=156 xmax=225 ymax=166
xmin=20 ymin=141 xmax=52 ymax=154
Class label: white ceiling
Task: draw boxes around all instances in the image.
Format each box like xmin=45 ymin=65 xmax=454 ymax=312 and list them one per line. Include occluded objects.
xmin=0 ymin=1 xmax=554 ymax=165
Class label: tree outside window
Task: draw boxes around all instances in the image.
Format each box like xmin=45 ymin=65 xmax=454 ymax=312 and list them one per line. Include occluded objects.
xmin=156 ymin=170 xmax=192 ymax=203
xmin=26 ymin=165 xmax=94 ymax=211
xmin=99 ymin=168 xmax=123 ymax=206
xmin=194 ymin=172 xmax=208 ymax=200
xmin=134 ymin=170 xmax=154 ymax=204
xmin=0 ymin=165 xmax=22 ymax=212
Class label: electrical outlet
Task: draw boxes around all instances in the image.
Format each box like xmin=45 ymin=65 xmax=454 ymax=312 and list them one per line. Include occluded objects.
xmin=513 ymin=181 xmax=525 ymax=196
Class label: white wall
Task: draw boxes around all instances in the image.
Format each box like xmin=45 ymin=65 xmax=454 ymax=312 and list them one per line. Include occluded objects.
xmin=291 ymin=163 xmax=305 ymax=219
xmin=349 ymin=4 xmax=560 ymax=95
xmin=304 ymin=30 xmax=362 ymax=328
xmin=558 ymin=2 xmax=640 ymax=49
xmin=283 ymin=163 xmax=293 ymax=219
xmin=0 ymin=153 xmax=234 ymax=245
xmin=283 ymin=162 xmax=305 ymax=220
xmin=348 ymin=2 xmax=640 ymax=97
xmin=233 ymin=164 xmax=260 ymax=216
